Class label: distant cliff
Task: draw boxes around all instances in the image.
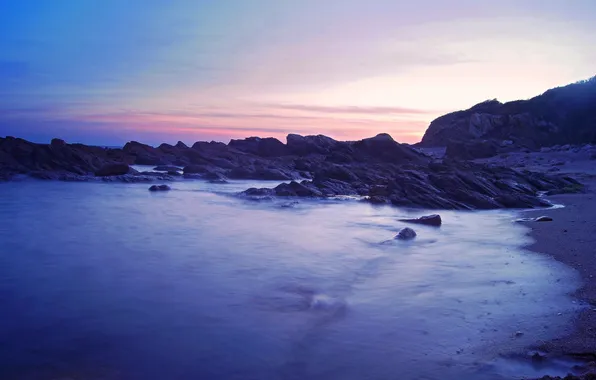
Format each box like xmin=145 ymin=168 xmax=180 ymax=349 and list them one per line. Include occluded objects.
xmin=420 ymin=76 xmax=596 ymax=147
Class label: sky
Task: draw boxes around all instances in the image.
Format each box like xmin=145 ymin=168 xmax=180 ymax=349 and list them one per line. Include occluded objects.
xmin=0 ymin=0 xmax=595 ymax=146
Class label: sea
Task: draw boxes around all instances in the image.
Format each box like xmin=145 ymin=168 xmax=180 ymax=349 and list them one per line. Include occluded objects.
xmin=0 ymin=174 xmax=583 ymax=380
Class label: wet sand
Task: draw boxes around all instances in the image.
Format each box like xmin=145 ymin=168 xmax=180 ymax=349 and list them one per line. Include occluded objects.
xmin=475 ymin=148 xmax=596 ymax=377
xmin=497 ymin=148 xmax=596 ymax=378
xmin=523 ymin=186 xmax=596 ymax=357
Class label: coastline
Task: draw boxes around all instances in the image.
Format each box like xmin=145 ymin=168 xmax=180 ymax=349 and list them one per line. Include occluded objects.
xmin=521 ymin=178 xmax=596 ymax=369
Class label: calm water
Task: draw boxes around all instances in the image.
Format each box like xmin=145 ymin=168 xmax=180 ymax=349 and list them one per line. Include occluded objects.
xmin=0 ymin=179 xmax=582 ymax=380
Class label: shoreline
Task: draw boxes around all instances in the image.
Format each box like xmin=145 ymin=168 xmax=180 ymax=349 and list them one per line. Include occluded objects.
xmin=520 ymin=178 xmax=596 ymax=376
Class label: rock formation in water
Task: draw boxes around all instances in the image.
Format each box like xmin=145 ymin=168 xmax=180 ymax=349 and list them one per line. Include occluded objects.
xmin=420 ymin=76 xmax=596 ymax=152
xmin=0 ymin=132 xmax=583 ymax=210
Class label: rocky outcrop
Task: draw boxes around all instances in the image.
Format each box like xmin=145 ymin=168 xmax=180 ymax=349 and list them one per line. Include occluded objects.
xmin=420 ymin=76 xmax=596 ymax=148
xmin=240 ymin=159 xmax=579 ymax=210
xmin=0 ymin=136 xmax=131 ymax=179
xmin=0 ymin=134 xmax=582 ymax=211
xmin=228 ymin=137 xmax=289 ymax=157
xmin=286 ymin=134 xmax=338 ymax=155
xmin=400 ymin=214 xmax=442 ymax=227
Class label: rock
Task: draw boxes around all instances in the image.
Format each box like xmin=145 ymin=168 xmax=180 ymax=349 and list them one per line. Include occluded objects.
xmin=153 ymin=165 xmax=182 ymax=172
xmin=50 ymin=138 xmax=66 ymax=147
xmin=95 ymin=163 xmax=131 ymax=177
xmin=149 ymin=184 xmax=171 ymax=192
xmin=286 ymin=134 xmax=338 ymax=155
xmin=351 ymin=133 xmax=428 ymax=163
xmin=240 ymin=188 xmax=276 ymax=197
xmin=123 ymin=141 xmax=167 ymax=165
xmin=395 ymin=227 xmax=417 ymax=240
xmin=183 ymin=165 xmax=212 ymax=174
xmin=535 ymin=216 xmax=553 ymax=222
xmin=274 ymin=181 xmax=323 ymax=197
xmin=229 ymin=166 xmax=293 ymax=180
xmin=445 ymin=140 xmax=499 ymax=160
xmin=400 ymin=214 xmax=442 ymax=227
xmin=228 ymin=137 xmax=289 ymax=157
xmin=203 ymin=171 xmax=228 ymax=183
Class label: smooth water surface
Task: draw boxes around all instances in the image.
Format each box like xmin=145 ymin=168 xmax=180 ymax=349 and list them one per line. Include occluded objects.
xmin=0 ymin=179 xmax=581 ymax=380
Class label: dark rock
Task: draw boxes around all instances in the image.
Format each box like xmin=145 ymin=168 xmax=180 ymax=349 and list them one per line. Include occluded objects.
xmin=202 ymin=171 xmax=228 ymax=183
xmin=274 ymin=181 xmax=323 ymax=197
xmin=400 ymin=214 xmax=442 ymax=227
xmin=535 ymin=216 xmax=553 ymax=222
xmin=228 ymin=137 xmax=289 ymax=157
xmin=229 ymin=166 xmax=292 ymax=180
xmin=286 ymin=134 xmax=338 ymax=155
xmin=395 ymin=227 xmax=417 ymax=240
xmin=149 ymin=184 xmax=171 ymax=192
xmin=445 ymin=140 xmax=499 ymax=160
xmin=183 ymin=165 xmax=210 ymax=174
xmin=95 ymin=163 xmax=131 ymax=177
xmin=240 ymin=188 xmax=276 ymax=197
xmin=368 ymin=196 xmax=388 ymax=204
xmin=50 ymin=138 xmax=66 ymax=147
xmin=351 ymin=133 xmax=429 ymax=163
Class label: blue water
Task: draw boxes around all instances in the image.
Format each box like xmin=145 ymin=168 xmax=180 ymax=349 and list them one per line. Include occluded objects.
xmin=0 ymin=179 xmax=582 ymax=380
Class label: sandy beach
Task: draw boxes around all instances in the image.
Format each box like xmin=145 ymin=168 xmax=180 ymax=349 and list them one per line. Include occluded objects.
xmin=524 ymin=188 xmax=596 ymax=354
xmin=495 ymin=148 xmax=596 ymax=376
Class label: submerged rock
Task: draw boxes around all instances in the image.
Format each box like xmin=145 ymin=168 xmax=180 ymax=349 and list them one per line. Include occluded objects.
xmin=400 ymin=214 xmax=442 ymax=227
xmin=395 ymin=227 xmax=417 ymax=240
xmin=149 ymin=184 xmax=171 ymax=192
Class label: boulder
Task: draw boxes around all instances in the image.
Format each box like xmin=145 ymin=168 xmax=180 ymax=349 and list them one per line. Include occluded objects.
xmin=95 ymin=163 xmax=130 ymax=177
xmin=400 ymin=214 xmax=442 ymax=227
xmin=149 ymin=184 xmax=171 ymax=192
xmin=395 ymin=227 xmax=417 ymax=240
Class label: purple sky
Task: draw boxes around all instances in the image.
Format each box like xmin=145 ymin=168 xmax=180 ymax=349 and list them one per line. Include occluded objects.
xmin=1 ymin=0 xmax=595 ymax=146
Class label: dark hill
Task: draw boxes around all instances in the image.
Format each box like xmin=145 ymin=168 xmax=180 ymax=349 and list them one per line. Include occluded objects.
xmin=420 ymin=76 xmax=596 ymax=147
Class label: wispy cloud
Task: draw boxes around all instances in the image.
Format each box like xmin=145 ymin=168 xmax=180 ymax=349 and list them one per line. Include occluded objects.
xmin=260 ymin=103 xmax=437 ymax=115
